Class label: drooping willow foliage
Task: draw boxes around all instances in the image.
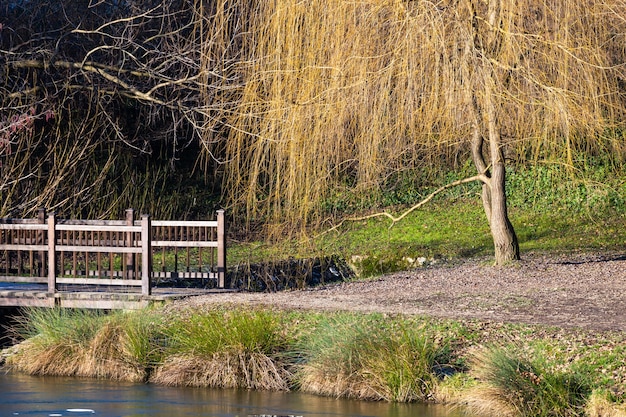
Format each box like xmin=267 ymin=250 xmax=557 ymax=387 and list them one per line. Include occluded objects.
xmin=205 ymin=0 xmax=626 ymax=231
xmin=1 ymin=0 xmax=625 ymax=233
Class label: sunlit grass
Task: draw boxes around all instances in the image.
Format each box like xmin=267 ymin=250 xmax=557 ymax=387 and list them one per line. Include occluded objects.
xmin=228 ymin=200 xmax=626 ymax=277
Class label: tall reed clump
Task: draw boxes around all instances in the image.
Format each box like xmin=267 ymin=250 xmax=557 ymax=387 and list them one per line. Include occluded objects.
xmin=295 ymin=313 xmax=452 ymax=402
xmin=464 ymin=346 xmax=591 ymax=417
xmin=6 ymin=308 xmax=165 ymax=382
xmin=151 ymin=307 xmax=291 ymax=390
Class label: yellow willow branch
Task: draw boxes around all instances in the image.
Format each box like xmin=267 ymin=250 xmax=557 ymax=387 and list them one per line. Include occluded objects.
xmin=320 ymin=173 xmax=489 ymax=237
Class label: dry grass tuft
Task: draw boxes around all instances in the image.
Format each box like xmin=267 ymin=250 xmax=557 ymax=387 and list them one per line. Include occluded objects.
xmin=5 ymin=337 xmax=87 ymax=377
xmin=294 ymin=313 xmax=446 ymax=402
xmin=463 ymin=346 xmax=591 ymax=417
xmin=6 ymin=322 xmax=147 ymax=381
xmin=88 ymin=320 xmax=147 ymax=382
xmin=150 ymin=351 xmax=290 ymax=390
xmin=461 ymin=385 xmax=519 ymax=417
xmin=297 ymin=364 xmax=381 ymax=401
xmin=586 ymin=390 xmax=626 ymax=417
xmin=5 ymin=309 xmax=160 ymax=382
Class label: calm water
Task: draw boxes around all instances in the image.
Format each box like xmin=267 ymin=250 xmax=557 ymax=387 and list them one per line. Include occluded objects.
xmin=0 ymin=372 xmax=468 ymax=417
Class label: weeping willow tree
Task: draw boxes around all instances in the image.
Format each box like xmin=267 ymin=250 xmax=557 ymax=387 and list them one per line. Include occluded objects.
xmin=203 ymin=0 xmax=626 ymax=264
xmin=2 ymin=0 xmax=625 ymax=264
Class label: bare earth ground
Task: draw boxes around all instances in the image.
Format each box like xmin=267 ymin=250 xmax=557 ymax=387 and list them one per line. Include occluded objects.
xmin=179 ymin=252 xmax=626 ymax=332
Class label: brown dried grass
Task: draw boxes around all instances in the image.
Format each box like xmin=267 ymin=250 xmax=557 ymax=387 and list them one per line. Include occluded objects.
xmin=586 ymin=391 xmax=626 ymax=417
xmin=87 ymin=320 xmax=148 ymax=382
xmin=460 ymin=385 xmax=519 ymax=417
xmin=6 ymin=324 xmax=147 ymax=382
xmin=150 ymin=351 xmax=290 ymax=391
xmin=297 ymin=364 xmax=382 ymax=401
xmin=5 ymin=338 xmax=88 ymax=377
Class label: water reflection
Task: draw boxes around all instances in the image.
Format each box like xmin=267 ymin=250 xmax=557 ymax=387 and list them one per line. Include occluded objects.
xmin=0 ymin=372 xmax=465 ymax=417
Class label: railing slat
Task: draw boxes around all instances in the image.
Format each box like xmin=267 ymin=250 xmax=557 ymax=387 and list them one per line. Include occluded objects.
xmin=0 ymin=224 xmax=48 ymax=231
xmin=56 ymin=246 xmax=143 ymax=253
xmin=141 ymin=215 xmax=151 ymax=296
xmin=47 ymin=213 xmax=56 ymax=293
xmin=0 ymin=244 xmax=48 ymax=251
xmin=151 ymin=220 xmax=218 ymax=227
xmin=56 ymin=224 xmax=142 ymax=232
xmin=0 ymin=276 xmax=47 ymax=283
xmin=56 ymin=278 xmax=142 ymax=286
xmin=151 ymin=241 xmax=218 ymax=248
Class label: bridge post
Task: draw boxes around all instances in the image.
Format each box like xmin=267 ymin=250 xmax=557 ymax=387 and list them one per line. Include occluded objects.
xmin=125 ymin=208 xmax=135 ymax=279
xmin=37 ymin=208 xmax=46 ymax=277
xmin=141 ymin=214 xmax=152 ymax=295
xmin=47 ymin=212 xmax=56 ymax=295
xmin=217 ymin=209 xmax=226 ymax=288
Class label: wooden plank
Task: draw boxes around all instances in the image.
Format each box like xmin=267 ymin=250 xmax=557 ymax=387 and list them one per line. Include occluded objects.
xmin=56 ymin=246 xmax=142 ymax=253
xmin=141 ymin=215 xmax=151 ymax=296
xmin=56 ymin=277 xmax=142 ymax=286
xmin=0 ymin=296 xmax=55 ymax=308
xmin=55 ymin=224 xmax=142 ymax=232
xmin=56 ymin=298 xmax=151 ymax=310
xmin=0 ymin=275 xmax=47 ymax=283
xmin=0 ymin=224 xmax=48 ymax=231
xmin=0 ymin=244 xmax=48 ymax=251
xmin=152 ymin=220 xmax=218 ymax=227
xmin=217 ymin=209 xmax=226 ymax=288
xmin=151 ymin=241 xmax=218 ymax=248
xmin=58 ymin=219 xmax=128 ymax=226
xmin=47 ymin=213 xmax=56 ymax=293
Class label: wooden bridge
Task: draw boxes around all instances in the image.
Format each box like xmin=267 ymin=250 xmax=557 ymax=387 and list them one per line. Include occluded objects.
xmin=0 ymin=209 xmax=228 ymax=309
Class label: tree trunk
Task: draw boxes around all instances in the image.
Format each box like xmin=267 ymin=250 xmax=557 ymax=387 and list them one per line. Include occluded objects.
xmin=470 ymin=76 xmax=520 ymax=265
xmin=488 ymin=161 xmax=520 ymax=264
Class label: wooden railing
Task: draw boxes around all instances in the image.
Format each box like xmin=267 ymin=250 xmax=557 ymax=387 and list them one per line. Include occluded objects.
xmin=0 ymin=209 xmax=226 ymax=295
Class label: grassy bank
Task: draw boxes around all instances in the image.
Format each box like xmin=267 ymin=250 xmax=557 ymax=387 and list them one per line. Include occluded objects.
xmin=3 ymin=307 xmax=626 ymax=416
xmin=229 ymin=162 xmax=626 ymax=276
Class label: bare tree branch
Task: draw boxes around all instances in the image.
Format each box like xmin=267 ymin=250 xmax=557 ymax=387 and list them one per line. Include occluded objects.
xmin=319 ymin=174 xmax=488 ymax=237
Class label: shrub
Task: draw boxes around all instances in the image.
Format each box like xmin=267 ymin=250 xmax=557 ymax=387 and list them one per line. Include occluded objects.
xmin=295 ymin=313 xmax=451 ymax=402
xmin=465 ymin=347 xmax=591 ymax=417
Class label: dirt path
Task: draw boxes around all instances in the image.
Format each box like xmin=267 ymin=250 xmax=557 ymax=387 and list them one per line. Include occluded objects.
xmin=178 ymin=252 xmax=626 ymax=332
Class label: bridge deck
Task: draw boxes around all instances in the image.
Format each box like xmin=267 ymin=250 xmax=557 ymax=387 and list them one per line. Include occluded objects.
xmin=0 ymin=284 xmax=234 ymax=309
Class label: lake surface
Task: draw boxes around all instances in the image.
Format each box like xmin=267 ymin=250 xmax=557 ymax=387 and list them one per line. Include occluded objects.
xmin=0 ymin=372 xmax=469 ymax=417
